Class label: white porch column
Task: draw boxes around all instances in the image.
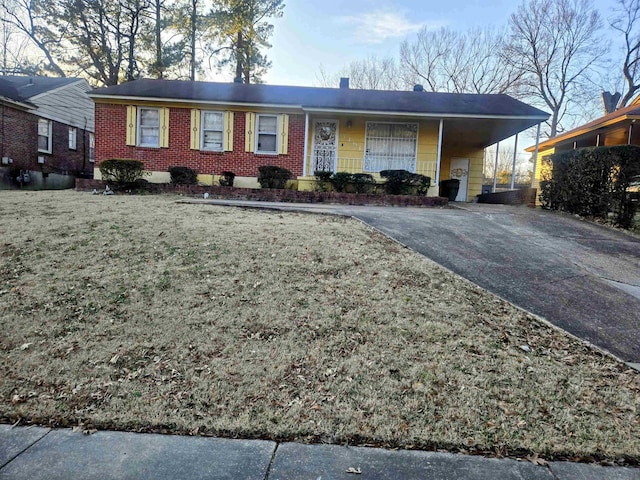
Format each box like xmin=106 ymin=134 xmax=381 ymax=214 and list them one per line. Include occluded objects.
xmin=435 ymin=119 xmax=443 ymax=185
xmin=628 ymin=122 xmax=634 ymax=144
xmin=492 ymin=141 xmax=500 ymax=193
xmin=302 ymin=113 xmax=309 ymax=177
xmin=530 ymin=123 xmax=541 ymax=188
xmin=510 ymin=133 xmax=519 ymax=190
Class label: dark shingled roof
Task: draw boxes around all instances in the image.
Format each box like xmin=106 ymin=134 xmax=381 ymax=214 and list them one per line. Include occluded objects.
xmin=0 ymin=78 xmax=24 ymax=103
xmin=91 ymin=79 xmax=549 ymax=118
xmin=0 ymin=75 xmax=81 ymax=99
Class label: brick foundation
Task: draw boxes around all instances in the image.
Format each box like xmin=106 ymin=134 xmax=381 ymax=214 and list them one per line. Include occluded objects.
xmin=76 ymin=179 xmax=449 ymax=207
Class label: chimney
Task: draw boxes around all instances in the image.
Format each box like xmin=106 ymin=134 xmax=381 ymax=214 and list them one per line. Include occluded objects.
xmin=413 ymin=84 xmax=424 ymax=92
xmin=339 ymin=77 xmax=349 ymax=89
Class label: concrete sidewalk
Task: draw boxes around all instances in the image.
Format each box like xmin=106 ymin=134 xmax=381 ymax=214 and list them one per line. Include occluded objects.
xmin=1 ymin=425 xmax=639 ymax=479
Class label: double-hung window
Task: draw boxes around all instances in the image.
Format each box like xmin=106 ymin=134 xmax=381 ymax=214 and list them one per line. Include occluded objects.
xmin=364 ymin=122 xmax=418 ymax=173
xmin=201 ymin=111 xmax=224 ymax=151
xmin=38 ymin=118 xmax=52 ymax=153
xmin=69 ymin=127 xmax=77 ymax=150
xmin=256 ymin=114 xmax=278 ymax=154
xmin=137 ymin=107 xmax=160 ymax=147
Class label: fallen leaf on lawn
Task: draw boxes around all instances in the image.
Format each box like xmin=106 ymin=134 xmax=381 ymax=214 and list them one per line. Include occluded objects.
xmin=20 ymin=343 xmax=33 ymax=351
xmin=346 ymin=467 xmax=362 ymax=474
xmin=525 ymin=453 xmax=548 ymax=466
xmin=109 ymin=354 xmax=120 ymax=364
xmin=11 ymin=394 xmax=24 ymax=404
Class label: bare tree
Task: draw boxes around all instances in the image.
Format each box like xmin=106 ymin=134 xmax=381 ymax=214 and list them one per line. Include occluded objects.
xmin=316 ymin=55 xmax=403 ymax=90
xmin=0 ymin=0 xmax=66 ymax=77
xmin=399 ymin=27 xmax=522 ymax=94
xmin=483 ymin=146 xmax=532 ymax=186
xmin=505 ymin=0 xmax=606 ymax=137
xmin=610 ymin=0 xmax=640 ymax=107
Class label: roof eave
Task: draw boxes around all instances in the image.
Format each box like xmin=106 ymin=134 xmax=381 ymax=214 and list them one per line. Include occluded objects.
xmin=524 ymin=114 xmax=639 ymax=152
xmin=302 ymin=106 xmax=549 ymax=121
xmin=0 ymin=95 xmax=33 ymax=109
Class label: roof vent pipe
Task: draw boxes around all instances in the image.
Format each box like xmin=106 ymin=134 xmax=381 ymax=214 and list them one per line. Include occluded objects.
xmin=339 ymin=77 xmax=349 ymax=89
xmin=413 ymin=84 xmax=424 ymax=92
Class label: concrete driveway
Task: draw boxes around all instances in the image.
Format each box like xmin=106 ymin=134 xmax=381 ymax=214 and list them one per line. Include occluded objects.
xmin=346 ymin=203 xmax=640 ymax=363
xmin=195 ymin=199 xmax=640 ymax=363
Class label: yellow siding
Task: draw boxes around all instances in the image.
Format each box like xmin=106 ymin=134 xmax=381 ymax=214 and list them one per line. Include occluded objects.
xmin=305 ymin=116 xmax=440 ymax=180
xmin=533 ymin=146 xmax=555 ymax=190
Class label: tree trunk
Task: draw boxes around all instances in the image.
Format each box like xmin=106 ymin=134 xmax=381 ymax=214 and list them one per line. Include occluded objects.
xmin=155 ymin=0 xmax=162 ymax=78
xmin=235 ymin=30 xmax=243 ymax=82
xmin=190 ymin=0 xmax=196 ymax=80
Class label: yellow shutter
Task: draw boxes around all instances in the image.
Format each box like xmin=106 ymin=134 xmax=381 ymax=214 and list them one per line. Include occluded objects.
xmin=126 ymin=105 xmax=137 ymax=146
xmin=223 ymin=111 xmax=234 ymax=151
xmin=278 ymin=114 xmax=289 ymax=155
xmin=159 ymin=107 xmax=170 ymax=148
xmin=245 ymin=112 xmax=255 ymax=152
xmin=190 ymin=109 xmax=201 ymax=150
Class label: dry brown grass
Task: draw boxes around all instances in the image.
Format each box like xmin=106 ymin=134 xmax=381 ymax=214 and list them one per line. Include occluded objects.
xmin=1 ymin=190 xmax=639 ymax=461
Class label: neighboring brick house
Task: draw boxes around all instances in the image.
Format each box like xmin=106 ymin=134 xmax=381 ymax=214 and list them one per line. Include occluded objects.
xmin=90 ymin=79 xmax=548 ymax=199
xmin=0 ymin=76 xmax=95 ymax=189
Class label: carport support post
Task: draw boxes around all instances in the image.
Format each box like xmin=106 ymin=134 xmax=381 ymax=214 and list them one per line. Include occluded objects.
xmin=492 ymin=141 xmax=500 ymax=193
xmin=510 ymin=133 xmax=518 ymax=190
xmin=435 ymin=119 xmax=443 ymax=185
xmin=530 ymin=123 xmax=541 ymax=188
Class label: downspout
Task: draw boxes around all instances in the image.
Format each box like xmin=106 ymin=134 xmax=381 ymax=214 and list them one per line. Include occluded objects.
xmin=492 ymin=141 xmax=500 ymax=193
xmin=302 ymin=112 xmax=309 ymax=177
xmin=510 ymin=133 xmax=518 ymax=190
xmin=81 ymin=116 xmax=88 ymax=175
xmin=530 ymin=123 xmax=541 ymax=189
xmin=435 ymin=119 xmax=443 ymax=185
xmin=628 ymin=122 xmax=634 ymax=144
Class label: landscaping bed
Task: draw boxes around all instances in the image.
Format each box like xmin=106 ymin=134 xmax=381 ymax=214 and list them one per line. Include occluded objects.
xmin=1 ymin=191 xmax=639 ymax=463
xmin=75 ymin=178 xmax=449 ymax=207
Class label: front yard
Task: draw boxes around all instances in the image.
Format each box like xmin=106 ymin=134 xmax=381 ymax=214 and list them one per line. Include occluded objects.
xmin=0 ymin=191 xmax=638 ymax=462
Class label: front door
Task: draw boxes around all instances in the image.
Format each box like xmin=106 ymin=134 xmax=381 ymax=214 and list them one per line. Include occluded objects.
xmin=450 ymin=158 xmax=470 ymax=202
xmin=311 ymin=120 xmax=338 ymax=173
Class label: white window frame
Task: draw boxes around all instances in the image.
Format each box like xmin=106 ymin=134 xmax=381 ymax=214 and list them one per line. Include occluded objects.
xmin=89 ymin=133 xmax=95 ymax=162
xmin=37 ymin=118 xmax=52 ymax=154
xmin=200 ymin=110 xmax=224 ymax=152
xmin=255 ymin=114 xmax=279 ymax=155
xmin=69 ymin=127 xmax=77 ymax=150
xmin=137 ymin=107 xmax=160 ymax=148
xmin=363 ymin=121 xmax=419 ymax=173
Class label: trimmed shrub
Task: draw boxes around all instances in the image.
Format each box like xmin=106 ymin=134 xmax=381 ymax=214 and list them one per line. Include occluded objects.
xmin=169 ymin=166 xmax=198 ymax=185
xmin=258 ymin=165 xmax=292 ymax=189
xmin=99 ymin=159 xmax=147 ymax=187
xmin=329 ymin=172 xmax=353 ymax=192
xmin=351 ymin=173 xmax=377 ymax=194
xmin=313 ymin=170 xmax=332 ymax=192
xmin=219 ymin=171 xmax=236 ymax=187
xmin=540 ymin=145 xmax=640 ymax=228
xmin=380 ymin=170 xmax=431 ymax=195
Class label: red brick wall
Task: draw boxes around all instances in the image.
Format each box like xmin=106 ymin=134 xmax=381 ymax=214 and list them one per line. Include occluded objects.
xmin=1 ymin=104 xmax=35 ymax=168
xmin=95 ymin=103 xmax=305 ymax=177
xmin=49 ymin=121 xmax=92 ymax=174
xmin=0 ymin=103 xmax=91 ymax=174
